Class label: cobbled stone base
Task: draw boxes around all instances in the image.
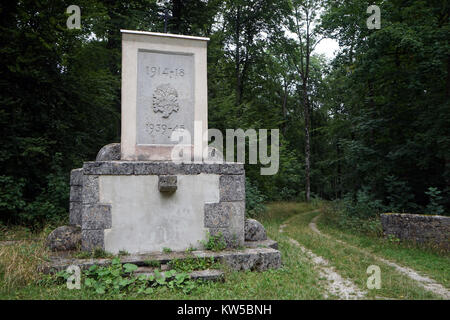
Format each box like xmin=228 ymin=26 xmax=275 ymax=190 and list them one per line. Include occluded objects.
xmin=40 ymin=241 xmax=281 ymax=275
xmin=68 ymin=160 xmax=246 ymax=253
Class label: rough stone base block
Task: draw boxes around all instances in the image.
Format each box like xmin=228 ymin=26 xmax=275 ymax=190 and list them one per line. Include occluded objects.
xmin=41 ymin=246 xmax=281 ymax=274
xmin=77 ymin=161 xmax=245 ymax=254
xmin=46 ymin=226 xmax=81 ymax=251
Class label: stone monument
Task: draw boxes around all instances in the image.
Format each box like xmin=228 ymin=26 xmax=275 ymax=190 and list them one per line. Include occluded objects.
xmin=69 ymin=30 xmax=246 ymax=254
xmin=43 ymin=30 xmax=282 ymax=276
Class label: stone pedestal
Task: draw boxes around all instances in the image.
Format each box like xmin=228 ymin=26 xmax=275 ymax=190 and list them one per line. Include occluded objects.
xmin=70 ymin=161 xmax=245 ymax=254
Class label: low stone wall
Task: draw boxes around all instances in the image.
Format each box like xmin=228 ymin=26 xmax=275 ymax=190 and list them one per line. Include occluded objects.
xmin=380 ymin=213 xmax=449 ymax=249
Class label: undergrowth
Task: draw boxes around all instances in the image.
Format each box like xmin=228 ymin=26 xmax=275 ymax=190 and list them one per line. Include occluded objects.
xmin=201 ymin=232 xmax=227 ymax=251
xmin=41 ymin=257 xmax=196 ymax=295
xmin=169 ymin=256 xmax=218 ymax=272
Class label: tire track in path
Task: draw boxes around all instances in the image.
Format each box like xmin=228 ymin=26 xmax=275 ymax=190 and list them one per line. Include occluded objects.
xmin=309 ymin=214 xmax=450 ymax=300
xmin=279 ymin=218 xmax=367 ymax=300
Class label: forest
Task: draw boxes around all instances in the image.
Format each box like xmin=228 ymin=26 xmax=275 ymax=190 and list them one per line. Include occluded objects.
xmin=1 ymin=0 xmax=449 ymax=227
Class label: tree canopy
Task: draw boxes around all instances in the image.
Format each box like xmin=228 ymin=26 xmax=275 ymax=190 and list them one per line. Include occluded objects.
xmin=1 ymin=0 xmax=448 ymax=225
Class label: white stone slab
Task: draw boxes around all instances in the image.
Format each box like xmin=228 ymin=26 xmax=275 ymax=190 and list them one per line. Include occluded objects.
xmin=120 ymin=30 xmax=210 ymax=41
xmin=121 ymin=30 xmax=208 ymax=161
xmin=100 ymin=174 xmax=220 ymax=254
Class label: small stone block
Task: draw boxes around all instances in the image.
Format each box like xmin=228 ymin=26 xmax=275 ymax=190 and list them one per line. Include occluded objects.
xmin=218 ymin=163 xmax=245 ymax=175
xmin=190 ymin=269 xmax=224 ymax=282
xmin=220 ymin=175 xmax=245 ymax=201
xmin=204 ymin=203 xmax=230 ymax=228
xmin=82 ymin=204 xmax=112 ymax=230
xmin=69 ymin=186 xmax=82 ymax=202
xmin=82 ymin=175 xmax=99 ymax=204
xmin=81 ymin=229 xmax=104 ymax=251
xmin=70 ymin=168 xmax=84 ymax=186
xmin=69 ymin=202 xmax=82 ymax=226
xmin=158 ymin=175 xmax=177 ymax=193
xmin=219 ymin=248 xmax=282 ymax=271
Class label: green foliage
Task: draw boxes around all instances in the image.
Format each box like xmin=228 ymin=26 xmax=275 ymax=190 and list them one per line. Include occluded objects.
xmin=81 ymin=258 xmax=195 ymax=295
xmin=82 ymin=258 xmax=144 ymax=295
xmin=118 ymin=250 xmax=129 ymax=256
xmin=384 ymin=175 xmax=415 ymax=212
xmin=143 ymin=260 xmax=161 ymax=268
xmin=186 ymin=246 xmax=197 ymax=252
xmin=168 ymin=257 xmax=217 ymax=272
xmin=386 ymin=234 xmax=401 ymax=244
xmin=322 ymin=200 xmax=383 ymax=237
xmin=74 ymin=249 xmax=113 ymax=260
xmin=343 ymin=188 xmax=385 ymax=219
xmin=319 ymin=0 xmax=450 ymax=213
xmin=0 ymin=176 xmax=26 ymax=216
xmin=2 ymin=0 xmax=449 ymax=227
xmin=162 ymin=247 xmax=172 ymax=254
xmin=201 ymin=232 xmax=227 ymax=252
xmin=425 ymin=187 xmax=445 ymax=215
xmin=245 ymin=178 xmax=266 ymax=218
xmin=20 ymin=155 xmax=70 ymax=227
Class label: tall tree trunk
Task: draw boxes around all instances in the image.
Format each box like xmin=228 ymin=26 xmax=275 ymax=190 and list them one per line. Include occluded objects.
xmin=336 ymin=140 xmax=342 ymax=198
xmin=235 ymin=5 xmax=241 ymax=106
xmin=303 ymin=80 xmax=311 ymax=202
xmin=282 ymin=78 xmax=288 ymax=135
xmin=446 ymin=56 xmax=450 ymax=98
xmin=304 ymin=12 xmax=311 ymax=202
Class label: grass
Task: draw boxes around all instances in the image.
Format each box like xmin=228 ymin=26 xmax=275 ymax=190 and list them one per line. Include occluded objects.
xmin=0 ymin=236 xmax=52 ymax=293
xmin=0 ymin=225 xmax=36 ymax=241
xmin=168 ymin=257 xmax=219 ymax=272
xmin=0 ymin=203 xmax=325 ymax=299
xmin=0 ymin=201 xmax=447 ymax=299
xmin=0 ymin=234 xmax=324 ymax=299
xmin=281 ymin=207 xmax=440 ymax=299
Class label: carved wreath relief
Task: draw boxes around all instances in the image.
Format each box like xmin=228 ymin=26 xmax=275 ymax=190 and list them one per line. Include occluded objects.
xmin=152 ymin=83 xmax=179 ymax=118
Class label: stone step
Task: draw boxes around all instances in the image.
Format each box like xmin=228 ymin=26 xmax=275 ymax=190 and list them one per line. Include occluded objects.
xmin=135 ymin=269 xmax=224 ymax=282
xmin=190 ymin=269 xmax=224 ymax=281
xmin=41 ymin=246 xmax=281 ymax=274
xmin=244 ymin=239 xmax=278 ymax=250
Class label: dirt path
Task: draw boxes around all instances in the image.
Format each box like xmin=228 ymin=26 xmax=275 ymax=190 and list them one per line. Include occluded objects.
xmin=309 ymin=214 xmax=450 ymax=299
xmin=279 ymin=221 xmax=367 ymax=300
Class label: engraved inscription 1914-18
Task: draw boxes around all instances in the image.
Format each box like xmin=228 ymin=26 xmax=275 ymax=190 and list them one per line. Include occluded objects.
xmin=136 ymin=50 xmax=194 ymax=145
